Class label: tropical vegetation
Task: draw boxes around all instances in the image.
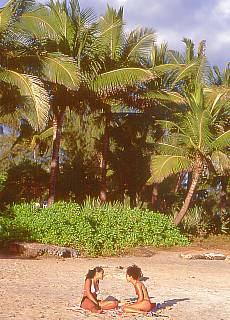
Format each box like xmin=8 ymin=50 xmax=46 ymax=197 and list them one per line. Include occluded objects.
xmin=0 ymin=0 xmax=229 ymax=254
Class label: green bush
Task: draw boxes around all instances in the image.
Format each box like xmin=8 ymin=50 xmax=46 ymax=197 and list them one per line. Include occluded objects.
xmin=2 ymin=200 xmax=189 ymax=256
xmin=0 ymin=215 xmax=13 ymax=245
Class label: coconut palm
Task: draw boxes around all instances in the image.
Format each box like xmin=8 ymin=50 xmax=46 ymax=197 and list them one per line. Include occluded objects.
xmin=91 ymin=8 xmax=188 ymax=202
xmin=208 ymin=63 xmax=230 ymax=214
xmin=150 ymin=85 xmax=230 ymax=225
xmin=18 ymin=0 xmax=156 ymax=205
xmin=90 ymin=5 xmax=156 ymax=201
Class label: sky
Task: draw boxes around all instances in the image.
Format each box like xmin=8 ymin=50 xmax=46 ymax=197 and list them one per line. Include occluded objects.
xmin=1 ymin=0 xmax=230 ymax=69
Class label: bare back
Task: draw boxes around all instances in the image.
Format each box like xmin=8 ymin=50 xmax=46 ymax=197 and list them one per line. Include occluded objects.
xmin=134 ymin=281 xmax=150 ymax=301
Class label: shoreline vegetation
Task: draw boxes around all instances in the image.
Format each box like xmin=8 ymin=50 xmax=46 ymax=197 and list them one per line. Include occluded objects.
xmin=0 ymin=200 xmax=189 ymax=257
xmin=0 ymin=0 xmax=229 ymax=254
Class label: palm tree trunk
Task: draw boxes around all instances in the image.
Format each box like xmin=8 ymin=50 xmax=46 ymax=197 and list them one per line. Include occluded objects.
xmin=174 ymin=157 xmax=203 ymax=226
xmin=99 ymin=111 xmax=110 ymax=202
xmin=187 ymin=171 xmax=192 ymax=191
xmin=130 ymin=191 xmax=137 ymax=208
xmin=151 ymin=183 xmax=159 ymax=211
xmin=48 ymin=109 xmax=65 ymax=206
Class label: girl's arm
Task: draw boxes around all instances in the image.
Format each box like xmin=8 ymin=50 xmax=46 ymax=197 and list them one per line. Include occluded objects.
xmin=84 ymin=279 xmax=99 ymax=305
xmin=135 ymin=283 xmax=144 ymax=303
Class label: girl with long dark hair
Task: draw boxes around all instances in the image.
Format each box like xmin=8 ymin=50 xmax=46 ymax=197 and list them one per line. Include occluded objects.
xmin=81 ymin=266 xmax=118 ymax=313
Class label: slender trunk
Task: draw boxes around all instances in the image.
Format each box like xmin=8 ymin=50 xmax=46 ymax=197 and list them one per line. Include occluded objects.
xmin=130 ymin=191 xmax=137 ymax=208
xmin=99 ymin=111 xmax=110 ymax=202
xmin=47 ymin=110 xmax=65 ymax=206
xmin=151 ymin=183 xmax=159 ymax=211
xmin=174 ymin=157 xmax=203 ymax=226
xmin=220 ymin=175 xmax=229 ymax=214
xmin=119 ymin=176 xmax=125 ymax=203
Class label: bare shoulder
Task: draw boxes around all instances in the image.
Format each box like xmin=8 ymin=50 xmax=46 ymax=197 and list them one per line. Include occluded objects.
xmin=85 ymin=278 xmax=92 ymax=286
xmin=136 ymin=281 xmax=144 ymax=289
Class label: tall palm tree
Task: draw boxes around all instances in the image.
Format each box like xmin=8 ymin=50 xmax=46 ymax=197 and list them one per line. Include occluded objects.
xmin=208 ymin=63 xmax=230 ymax=214
xmin=19 ymin=0 xmax=155 ymax=205
xmin=91 ymin=8 xmax=186 ymax=202
xmin=150 ymin=85 xmax=230 ymax=225
xmin=92 ymin=5 xmax=156 ymax=201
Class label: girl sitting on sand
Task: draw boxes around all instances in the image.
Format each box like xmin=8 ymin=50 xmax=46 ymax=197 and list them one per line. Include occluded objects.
xmin=81 ymin=266 xmax=118 ymax=313
xmin=122 ymin=264 xmax=155 ymax=314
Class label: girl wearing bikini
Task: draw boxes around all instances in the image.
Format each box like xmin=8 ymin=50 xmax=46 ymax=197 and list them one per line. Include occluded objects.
xmin=81 ymin=266 xmax=118 ymax=313
xmin=122 ymin=265 xmax=155 ymax=314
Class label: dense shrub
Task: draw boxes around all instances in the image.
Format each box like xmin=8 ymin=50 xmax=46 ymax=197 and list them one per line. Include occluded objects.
xmin=2 ymin=200 xmax=189 ymax=256
xmin=0 ymin=161 xmax=48 ymax=206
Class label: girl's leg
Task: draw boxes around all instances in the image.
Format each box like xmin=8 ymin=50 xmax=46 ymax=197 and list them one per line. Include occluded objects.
xmin=99 ymin=299 xmax=119 ymax=310
xmin=122 ymin=300 xmax=153 ymax=314
xmin=81 ymin=297 xmax=102 ymax=313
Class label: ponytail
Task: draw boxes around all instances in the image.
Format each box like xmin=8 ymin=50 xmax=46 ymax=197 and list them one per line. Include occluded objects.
xmin=85 ymin=266 xmax=104 ymax=279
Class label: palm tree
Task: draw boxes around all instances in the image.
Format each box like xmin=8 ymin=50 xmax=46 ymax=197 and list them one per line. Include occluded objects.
xmin=91 ymin=8 xmax=186 ymax=203
xmin=91 ymin=5 xmax=156 ymax=201
xmin=150 ymin=85 xmax=230 ymax=225
xmin=18 ymin=0 xmax=156 ymax=205
xmin=208 ymin=63 xmax=230 ymax=214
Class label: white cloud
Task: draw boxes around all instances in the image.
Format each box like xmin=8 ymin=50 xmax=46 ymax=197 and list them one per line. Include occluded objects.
xmin=215 ymin=0 xmax=230 ymax=16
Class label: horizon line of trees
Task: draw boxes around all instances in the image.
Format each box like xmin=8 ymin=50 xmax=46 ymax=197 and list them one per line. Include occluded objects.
xmin=0 ymin=0 xmax=229 ymax=231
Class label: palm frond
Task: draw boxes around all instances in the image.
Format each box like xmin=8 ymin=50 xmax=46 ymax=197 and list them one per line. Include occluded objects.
xmin=157 ymin=143 xmax=185 ymax=156
xmin=150 ymin=154 xmax=191 ymax=182
xmin=143 ymin=90 xmax=186 ymax=105
xmin=0 ymin=68 xmax=50 ymax=130
xmin=150 ymin=43 xmax=169 ymax=66
xmin=156 ymin=120 xmax=186 ymax=135
xmin=0 ymin=0 xmax=15 ymax=33
xmin=167 ymin=50 xmax=185 ymax=64
xmin=31 ymin=126 xmax=53 ymax=149
xmin=211 ymin=150 xmax=230 ymax=173
xmin=40 ymin=53 xmax=80 ymax=89
xmin=184 ymin=109 xmax=213 ymax=151
xmin=171 ymin=61 xmax=199 ymax=88
xmin=153 ymin=63 xmax=184 ymax=75
xmin=182 ymin=38 xmax=195 ymax=63
xmin=90 ymin=68 xmax=154 ymax=94
xmin=194 ymin=56 xmax=210 ymax=85
xmin=98 ymin=5 xmax=124 ymax=60
xmin=210 ymin=130 xmax=230 ymax=151
xmin=197 ymin=40 xmax=206 ymax=58
xmin=0 ymin=111 xmax=20 ymax=129
xmin=18 ymin=6 xmax=62 ymax=41
xmin=125 ymin=27 xmax=156 ymax=61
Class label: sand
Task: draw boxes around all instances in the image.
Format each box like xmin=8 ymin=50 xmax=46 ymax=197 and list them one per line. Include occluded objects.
xmin=0 ymin=249 xmax=230 ymax=320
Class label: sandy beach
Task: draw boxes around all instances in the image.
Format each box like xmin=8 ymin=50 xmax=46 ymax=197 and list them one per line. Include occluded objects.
xmin=0 ymin=249 xmax=230 ymax=320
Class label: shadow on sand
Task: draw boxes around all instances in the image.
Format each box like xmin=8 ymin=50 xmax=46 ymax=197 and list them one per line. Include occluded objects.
xmin=0 ymin=253 xmax=38 ymax=260
xmin=159 ymin=298 xmax=190 ymax=309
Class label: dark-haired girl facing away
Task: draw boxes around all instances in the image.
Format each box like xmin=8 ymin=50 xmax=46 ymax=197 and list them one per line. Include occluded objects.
xmin=122 ymin=265 xmax=155 ymax=314
xmin=81 ymin=267 xmax=118 ymax=313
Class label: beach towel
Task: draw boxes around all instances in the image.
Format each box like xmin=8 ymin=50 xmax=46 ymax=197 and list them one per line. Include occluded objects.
xmin=66 ymin=305 xmax=122 ymax=317
xmin=66 ymin=303 xmax=171 ymax=318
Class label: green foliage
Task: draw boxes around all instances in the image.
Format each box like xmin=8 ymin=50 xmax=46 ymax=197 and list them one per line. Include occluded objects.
xmin=0 ymin=160 xmax=49 ymax=206
xmin=0 ymin=216 xmax=11 ymax=244
xmin=0 ymin=173 xmax=7 ymax=192
xmin=3 ymin=200 xmax=189 ymax=256
xmin=180 ymin=206 xmax=209 ymax=236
